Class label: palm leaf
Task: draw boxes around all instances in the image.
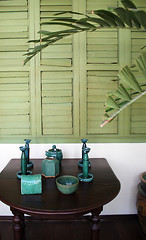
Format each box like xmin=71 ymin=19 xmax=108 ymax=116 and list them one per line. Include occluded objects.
xmin=24 ymin=1 xmax=146 ymax=64
xmin=121 ymin=0 xmax=137 ymax=9
xmin=100 ymin=52 xmax=146 ymax=127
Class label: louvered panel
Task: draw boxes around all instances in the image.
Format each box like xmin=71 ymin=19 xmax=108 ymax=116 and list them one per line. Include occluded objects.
xmin=40 ymin=0 xmax=72 ymax=67
xmin=130 ymin=72 xmax=146 ymax=134
xmin=0 ymin=0 xmax=29 ymax=66
xmin=87 ymin=0 xmax=118 ymax=11
xmin=86 ymin=0 xmax=118 ymax=66
xmin=0 ymin=71 xmax=30 ymax=136
xmin=87 ymin=71 xmax=118 ymax=134
xmin=130 ymin=92 xmax=146 ymax=134
xmin=41 ymin=71 xmax=73 ymax=135
xmin=131 ymin=31 xmax=146 ymax=63
xmin=87 ymin=29 xmax=118 ymax=65
xmin=131 ymin=0 xmax=146 ymax=64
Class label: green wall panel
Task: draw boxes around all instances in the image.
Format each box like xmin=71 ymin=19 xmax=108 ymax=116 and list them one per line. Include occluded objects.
xmin=0 ymin=0 xmax=146 ymax=143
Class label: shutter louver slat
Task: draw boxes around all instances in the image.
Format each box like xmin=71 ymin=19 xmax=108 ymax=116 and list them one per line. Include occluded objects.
xmin=0 ymin=0 xmax=30 ymax=137
xmin=86 ymin=0 xmax=119 ymax=136
xmin=41 ymin=71 xmax=73 ymax=135
xmin=130 ymin=0 xmax=146 ymax=135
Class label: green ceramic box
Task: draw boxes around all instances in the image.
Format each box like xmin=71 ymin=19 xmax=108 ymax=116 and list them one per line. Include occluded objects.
xmin=21 ymin=174 xmax=42 ymax=195
xmin=42 ymin=157 xmax=59 ymax=178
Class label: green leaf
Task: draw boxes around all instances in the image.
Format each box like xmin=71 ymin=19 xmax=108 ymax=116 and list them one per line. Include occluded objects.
xmin=121 ymin=0 xmax=137 ymax=9
xmin=115 ymin=84 xmax=132 ymax=101
xmin=51 ymin=17 xmax=97 ymax=29
xmin=78 ymin=17 xmax=110 ymax=27
xmin=38 ymin=29 xmax=77 ymax=36
xmin=41 ymin=21 xmax=86 ymax=30
xmin=128 ymin=10 xmax=141 ymax=28
xmin=94 ymin=10 xmax=118 ymax=27
xmin=54 ymin=11 xmax=89 ymax=17
xmin=114 ymin=7 xmax=132 ymax=27
xmin=135 ymin=10 xmax=146 ymax=29
xmin=118 ymin=66 xmax=142 ymax=92
xmin=106 ymin=96 xmax=120 ymax=109
xmin=136 ymin=52 xmax=146 ymax=78
xmin=95 ymin=9 xmax=125 ymax=27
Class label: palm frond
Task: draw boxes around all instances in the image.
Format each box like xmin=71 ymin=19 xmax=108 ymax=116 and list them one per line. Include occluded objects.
xmin=24 ymin=0 xmax=146 ymax=64
xmin=100 ymin=52 xmax=146 ymax=127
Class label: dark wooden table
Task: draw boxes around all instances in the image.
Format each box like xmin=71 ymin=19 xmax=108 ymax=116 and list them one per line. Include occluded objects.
xmin=0 ymin=158 xmax=120 ymax=240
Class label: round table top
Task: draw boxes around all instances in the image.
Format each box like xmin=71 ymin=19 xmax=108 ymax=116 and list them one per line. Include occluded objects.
xmin=0 ymin=158 xmax=120 ymax=218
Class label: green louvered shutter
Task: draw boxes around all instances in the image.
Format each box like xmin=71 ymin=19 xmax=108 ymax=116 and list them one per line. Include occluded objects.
xmin=79 ymin=0 xmax=119 ymax=138
xmin=37 ymin=0 xmax=79 ymax=140
xmin=130 ymin=0 xmax=146 ymax=135
xmin=0 ymin=0 xmax=146 ymax=143
xmin=0 ymin=0 xmax=31 ymax=139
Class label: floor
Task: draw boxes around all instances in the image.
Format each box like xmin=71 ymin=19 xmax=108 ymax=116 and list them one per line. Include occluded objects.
xmin=0 ymin=215 xmax=145 ymax=240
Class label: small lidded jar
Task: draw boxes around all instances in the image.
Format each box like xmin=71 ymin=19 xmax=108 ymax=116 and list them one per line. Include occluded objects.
xmin=45 ymin=145 xmax=63 ymax=164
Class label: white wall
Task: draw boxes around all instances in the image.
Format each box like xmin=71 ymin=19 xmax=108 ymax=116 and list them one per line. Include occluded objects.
xmin=0 ymin=143 xmax=145 ymax=216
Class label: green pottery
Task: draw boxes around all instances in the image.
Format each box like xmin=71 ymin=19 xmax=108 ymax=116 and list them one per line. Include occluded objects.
xmin=56 ymin=175 xmax=79 ymax=194
xmin=42 ymin=157 xmax=59 ymax=178
xmin=24 ymin=139 xmax=33 ymax=168
xmin=17 ymin=146 xmax=32 ymax=179
xmin=78 ymin=147 xmax=93 ymax=182
xmin=21 ymin=174 xmax=42 ymax=195
xmin=45 ymin=145 xmax=63 ymax=164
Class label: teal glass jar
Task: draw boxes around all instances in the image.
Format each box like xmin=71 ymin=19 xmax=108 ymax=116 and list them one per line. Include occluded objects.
xmin=45 ymin=145 xmax=63 ymax=164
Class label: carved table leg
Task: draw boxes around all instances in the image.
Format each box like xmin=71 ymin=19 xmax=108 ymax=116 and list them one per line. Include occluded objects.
xmin=10 ymin=207 xmax=25 ymax=240
xmin=91 ymin=207 xmax=103 ymax=240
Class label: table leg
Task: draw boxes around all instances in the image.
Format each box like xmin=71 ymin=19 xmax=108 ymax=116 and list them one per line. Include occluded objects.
xmin=91 ymin=207 xmax=103 ymax=240
xmin=10 ymin=207 xmax=25 ymax=240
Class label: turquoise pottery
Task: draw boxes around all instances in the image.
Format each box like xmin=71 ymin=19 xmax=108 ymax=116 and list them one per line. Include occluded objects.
xmin=17 ymin=146 xmax=32 ymax=179
xmin=24 ymin=139 xmax=33 ymax=168
xmin=78 ymin=147 xmax=93 ymax=182
xmin=42 ymin=157 xmax=59 ymax=178
xmin=56 ymin=175 xmax=79 ymax=194
xmin=21 ymin=174 xmax=42 ymax=195
xmin=45 ymin=145 xmax=63 ymax=164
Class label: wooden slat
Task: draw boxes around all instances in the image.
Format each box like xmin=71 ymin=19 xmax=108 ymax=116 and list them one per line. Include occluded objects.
xmin=0 ymin=1 xmax=27 ymax=7
xmin=40 ymin=6 xmax=71 ymax=11
xmin=0 ymin=7 xmax=27 ymax=12
xmin=42 ymin=90 xmax=72 ymax=97
xmin=0 ymin=12 xmax=27 ymax=20
xmin=0 ymin=115 xmax=29 ymax=122
xmin=0 ymin=26 xmax=27 ymax=32
xmin=43 ymin=115 xmax=72 ymax=122
xmin=0 ymin=32 xmax=28 ymax=39
xmin=0 ymin=122 xmax=30 ymax=129
xmin=43 ymin=121 xmax=72 ymax=129
xmin=0 ymin=128 xmax=30 ymax=135
xmin=43 ymin=128 xmax=72 ymax=135
xmin=42 ymin=97 xmax=73 ymax=104
xmin=41 ymin=59 xmax=71 ymax=67
xmin=42 ymin=83 xmax=72 ymax=91
xmin=0 ymin=102 xmax=29 ymax=110
xmin=42 ymin=52 xmax=72 ymax=59
xmin=87 ymin=44 xmax=118 ymax=51
xmin=0 ymin=109 xmax=29 ymax=115
xmin=42 ymin=71 xmax=73 ymax=79
xmin=42 ymin=78 xmax=72 ymax=83
xmin=0 ymin=19 xmax=28 ymax=26
xmin=87 ymin=58 xmax=117 ymax=64
xmin=42 ymin=103 xmax=72 ymax=114
xmin=41 ymin=0 xmax=72 ymax=5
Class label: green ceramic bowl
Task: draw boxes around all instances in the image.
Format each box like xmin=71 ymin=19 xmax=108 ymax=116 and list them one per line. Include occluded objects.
xmin=56 ymin=175 xmax=79 ymax=194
